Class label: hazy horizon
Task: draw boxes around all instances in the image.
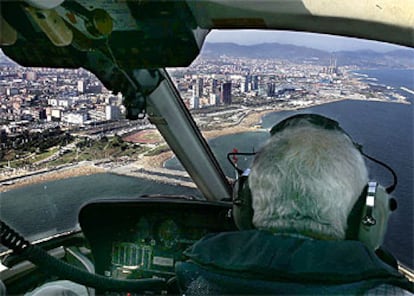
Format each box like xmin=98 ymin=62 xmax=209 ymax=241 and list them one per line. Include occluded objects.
xmin=205 ymin=30 xmax=411 ymax=53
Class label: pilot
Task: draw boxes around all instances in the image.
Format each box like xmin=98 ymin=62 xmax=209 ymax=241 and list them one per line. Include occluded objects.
xmin=175 ymin=114 xmax=413 ymax=295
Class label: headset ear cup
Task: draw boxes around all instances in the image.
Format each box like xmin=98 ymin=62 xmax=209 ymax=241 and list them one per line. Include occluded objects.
xmin=346 ymin=184 xmax=392 ymax=250
xmin=358 ymin=185 xmax=391 ymax=250
xmin=232 ymin=176 xmax=254 ymax=230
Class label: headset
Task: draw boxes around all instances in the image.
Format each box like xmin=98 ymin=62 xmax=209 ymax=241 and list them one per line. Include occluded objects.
xmin=228 ymin=114 xmax=398 ymax=250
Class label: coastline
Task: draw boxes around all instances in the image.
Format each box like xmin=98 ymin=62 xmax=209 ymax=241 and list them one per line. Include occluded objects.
xmin=202 ymin=109 xmax=275 ymax=138
xmin=0 ymin=163 xmax=106 ymax=193
xmin=1 ymin=96 xmax=410 ymax=192
xmin=0 ymin=108 xmax=269 ymax=192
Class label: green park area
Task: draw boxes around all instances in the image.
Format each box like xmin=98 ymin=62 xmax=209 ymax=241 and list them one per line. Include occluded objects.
xmin=0 ymin=135 xmax=151 ymax=170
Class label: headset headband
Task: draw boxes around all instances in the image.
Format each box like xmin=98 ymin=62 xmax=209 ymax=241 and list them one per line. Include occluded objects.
xmin=270 ymin=113 xmax=343 ymax=135
xmin=270 ymin=113 xmax=397 ymax=194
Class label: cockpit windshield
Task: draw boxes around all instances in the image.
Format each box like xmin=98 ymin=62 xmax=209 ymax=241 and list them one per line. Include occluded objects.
xmin=0 ymin=30 xmax=413 ymax=272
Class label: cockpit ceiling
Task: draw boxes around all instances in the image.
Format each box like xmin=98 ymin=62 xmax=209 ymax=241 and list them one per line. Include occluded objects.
xmin=0 ymin=1 xmax=207 ymax=69
xmin=1 ymin=0 xmax=413 ymax=71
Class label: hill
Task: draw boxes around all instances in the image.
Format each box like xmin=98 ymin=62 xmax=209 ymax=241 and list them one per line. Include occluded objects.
xmin=201 ymin=42 xmax=414 ymax=68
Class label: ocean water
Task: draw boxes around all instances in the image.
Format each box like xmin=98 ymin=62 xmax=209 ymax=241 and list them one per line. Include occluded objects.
xmin=355 ymin=69 xmax=414 ymax=96
xmin=1 ymin=69 xmax=413 ymax=268
xmin=0 ymin=174 xmax=200 ymax=243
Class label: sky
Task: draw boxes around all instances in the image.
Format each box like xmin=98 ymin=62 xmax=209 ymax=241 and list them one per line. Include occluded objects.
xmin=205 ymin=30 xmax=409 ymax=52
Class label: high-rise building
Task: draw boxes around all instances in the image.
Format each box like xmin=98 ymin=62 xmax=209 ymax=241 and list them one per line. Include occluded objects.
xmin=194 ymin=77 xmax=203 ymax=98
xmin=328 ymin=56 xmax=338 ymax=74
xmin=106 ymin=105 xmax=121 ymax=120
xmin=244 ymin=75 xmax=251 ymax=92
xmin=77 ymin=80 xmax=85 ymax=93
xmin=189 ymin=95 xmax=199 ymax=109
xmin=267 ymin=82 xmax=276 ymax=97
xmin=211 ymin=79 xmax=218 ymax=94
xmin=221 ymin=82 xmax=232 ymax=105
xmin=209 ymin=93 xmax=219 ymax=106
xmin=252 ymin=75 xmax=259 ymax=90
xmin=193 ymin=95 xmax=200 ymax=109
xmin=258 ymin=83 xmax=267 ymax=96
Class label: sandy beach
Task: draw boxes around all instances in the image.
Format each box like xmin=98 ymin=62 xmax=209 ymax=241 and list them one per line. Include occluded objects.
xmin=137 ymin=108 xmax=274 ymax=169
xmin=0 ymin=108 xmax=269 ymax=192
xmin=0 ymin=165 xmax=106 ymax=193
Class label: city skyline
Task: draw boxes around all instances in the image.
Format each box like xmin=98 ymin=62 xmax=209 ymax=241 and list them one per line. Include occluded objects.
xmin=1 ymin=46 xmax=412 ymax=200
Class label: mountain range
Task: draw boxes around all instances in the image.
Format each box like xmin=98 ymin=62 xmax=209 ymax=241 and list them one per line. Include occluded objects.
xmin=1 ymin=43 xmax=413 ymax=68
xmin=201 ymin=42 xmax=414 ymax=68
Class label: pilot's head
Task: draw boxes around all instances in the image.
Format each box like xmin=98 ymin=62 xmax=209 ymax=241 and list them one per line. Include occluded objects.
xmin=248 ymin=114 xmax=369 ymax=240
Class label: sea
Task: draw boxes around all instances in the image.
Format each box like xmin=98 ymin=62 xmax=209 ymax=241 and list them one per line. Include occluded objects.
xmin=0 ymin=69 xmax=413 ymax=268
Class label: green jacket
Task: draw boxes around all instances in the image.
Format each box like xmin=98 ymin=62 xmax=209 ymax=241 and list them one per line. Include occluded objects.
xmin=175 ymin=230 xmax=413 ymax=295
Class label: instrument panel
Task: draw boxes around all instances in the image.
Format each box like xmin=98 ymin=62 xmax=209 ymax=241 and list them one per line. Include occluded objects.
xmin=79 ymin=197 xmax=236 ymax=284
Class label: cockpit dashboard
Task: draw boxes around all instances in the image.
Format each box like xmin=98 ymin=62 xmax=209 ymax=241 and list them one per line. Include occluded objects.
xmin=79 ymin=196 xmax=236 ymax=292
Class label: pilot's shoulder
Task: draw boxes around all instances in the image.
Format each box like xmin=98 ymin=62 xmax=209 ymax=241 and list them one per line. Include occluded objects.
xmin=365 ymin=284 xmax=414 ymax=295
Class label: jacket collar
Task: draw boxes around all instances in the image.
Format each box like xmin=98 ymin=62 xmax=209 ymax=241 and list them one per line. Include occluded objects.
xmin=183 ymin=230 xmax=404 ymax=284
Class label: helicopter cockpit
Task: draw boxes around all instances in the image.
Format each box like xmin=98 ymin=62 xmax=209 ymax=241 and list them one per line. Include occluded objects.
xmin=0 ymin=0 xmax=413 ymax=295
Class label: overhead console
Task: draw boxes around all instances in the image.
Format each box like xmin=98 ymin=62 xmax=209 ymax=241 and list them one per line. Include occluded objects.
xmin=1 ymin=1 xmax=207 ymax=69
xmin=79 ymin=197 xmax=236 ymax=285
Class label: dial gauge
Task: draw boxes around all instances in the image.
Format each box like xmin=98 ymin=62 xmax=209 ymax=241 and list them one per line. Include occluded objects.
xmin=135 ymin=217 xmax=150 ymax=241
xmin=157 ymin=219 xmax=179 ymax=249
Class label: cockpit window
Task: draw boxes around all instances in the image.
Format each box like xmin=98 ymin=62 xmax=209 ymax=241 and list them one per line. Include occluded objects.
xmin=0 ymin=30 xmax=412 ymax=269
xmin=0 ymin=60 xmax=201 ymax=245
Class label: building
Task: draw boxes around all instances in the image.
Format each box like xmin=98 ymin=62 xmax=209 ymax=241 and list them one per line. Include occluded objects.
xmin=86 ymin=83 xmax=102 ymax=94
xmin=6 ymin=88 xmax=19 ymax=96
xmin=62 ymin=112 xmax=88 ymax=125
xmin=189 ymin=95 xmax=199 ymax=109
xmin=0 ymin=129 xmax=7 ymax=144
xmin=267 ymin=82 xmax=276 ymax=97
xmin=48 ymin=97 xmax=73 ymax=108
xmin=49 ymin=108 xmax=62 ymax=121
xmin=244 ymin=75 xmax=251 ymax=92
xmin=88 ymin=109 xmax=106 ymax=122
xmin=258 ymin=83 xmax=267 ymax=96
xmin=211 ymin=79 xmax=218 ymax=94
xmin=105 ymin=105 xmax=121 ymax=120
xmin=193 ymin=95 xmax=199 ymax=109
xmin=209 ymin=93 xmax=219 ymax=106
xmin=58 ymin=98 xmax=73 ymax=108
xmin=105 ymin=96 xmax=120 ymax=105
xmin=26 ymin=71 xmax=37 ymax=81
xmin=194 ymin=77 xmax=203 ymax=98
xmin=221 ymin=82 xmax=232 ymax=105
xmin=28 ymin=108 xmax=47 ymax=121
xmin=251 ymin=75 xmax=259 ymax=90
xmin=77 ymin=80 xmax=85 ymax=94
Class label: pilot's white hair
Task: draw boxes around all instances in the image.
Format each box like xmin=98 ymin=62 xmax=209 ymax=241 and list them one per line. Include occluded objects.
xmin=248 ymin=119 xmax=368 ymax=240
